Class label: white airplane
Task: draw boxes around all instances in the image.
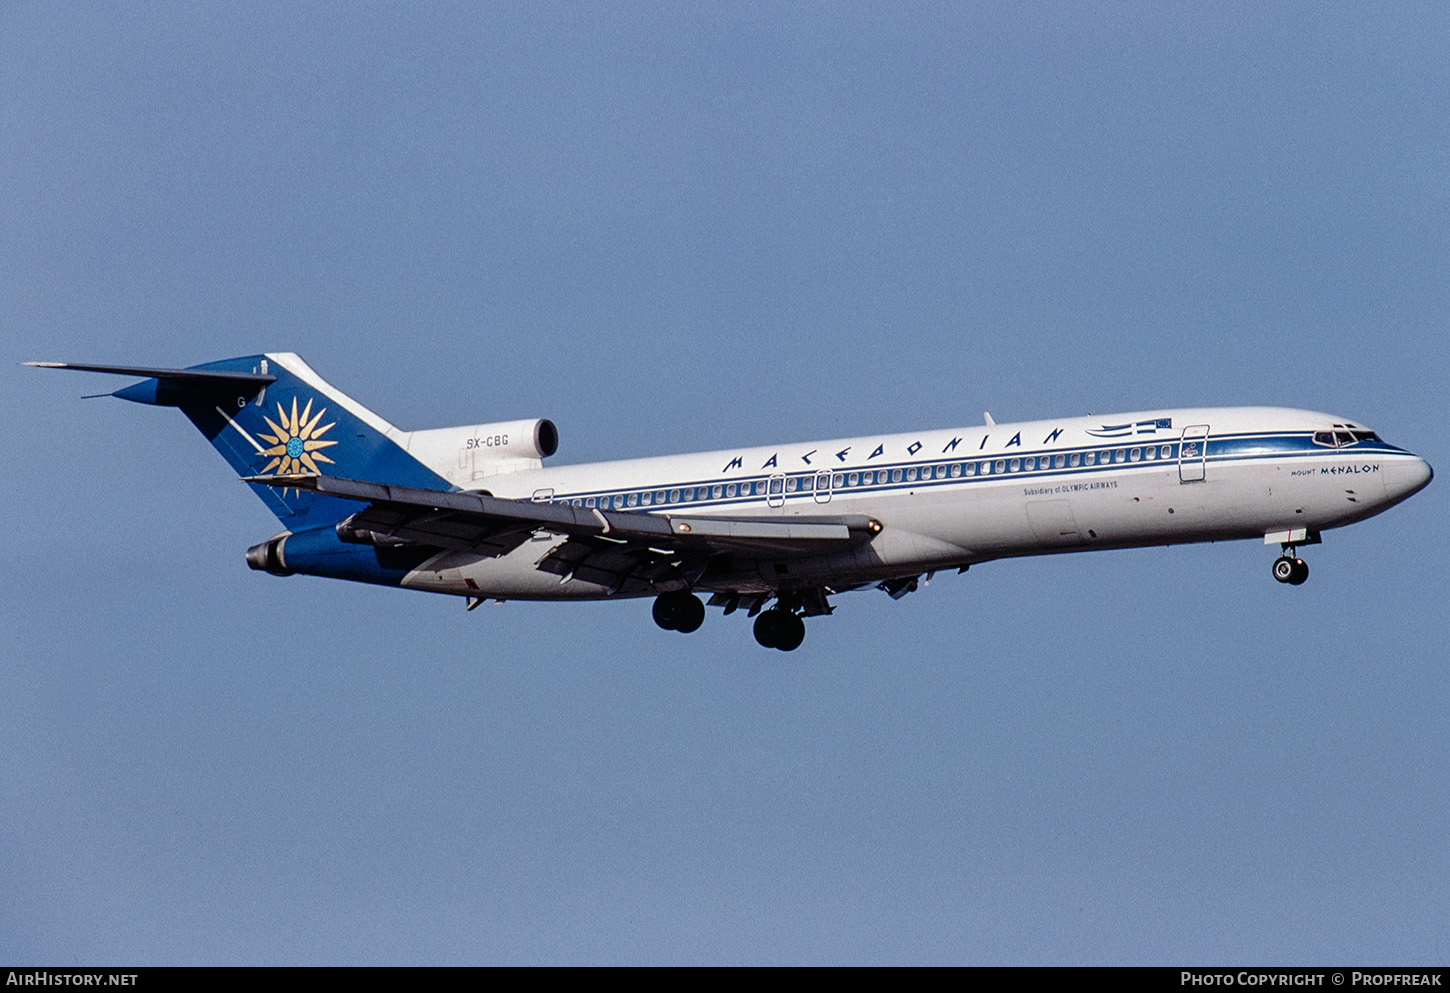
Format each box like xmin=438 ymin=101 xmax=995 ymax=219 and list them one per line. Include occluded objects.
xmin=29 ymin=353 xmax=1433 ymax=650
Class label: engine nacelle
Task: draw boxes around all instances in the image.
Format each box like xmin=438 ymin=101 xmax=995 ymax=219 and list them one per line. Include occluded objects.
xmin=404 ymin=418 xmax=558 ymax=484
xmin=245 ymin=533 xmax=293 ymax=576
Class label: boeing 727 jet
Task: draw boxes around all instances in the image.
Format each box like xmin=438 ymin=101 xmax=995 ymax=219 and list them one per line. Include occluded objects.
xmin=29 ymin=354 xmax=1433 ymax=650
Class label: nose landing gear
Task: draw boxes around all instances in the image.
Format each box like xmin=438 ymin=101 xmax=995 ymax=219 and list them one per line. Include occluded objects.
xmin=1272 ymin=552 xmax=1309 ymax=585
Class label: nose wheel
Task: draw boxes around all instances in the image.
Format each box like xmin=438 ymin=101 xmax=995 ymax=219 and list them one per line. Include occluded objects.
xmin=1272 ymin=554 xmax=1309 ymax=585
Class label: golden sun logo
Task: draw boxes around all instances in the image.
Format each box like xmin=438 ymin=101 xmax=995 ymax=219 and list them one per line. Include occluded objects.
xmin=258 ymin=397 xmax=338 ymax=476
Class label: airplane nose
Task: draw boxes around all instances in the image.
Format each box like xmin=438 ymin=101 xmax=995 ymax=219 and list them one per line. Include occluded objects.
xmin=1384 ymin=456 xmax=1433 ymax=503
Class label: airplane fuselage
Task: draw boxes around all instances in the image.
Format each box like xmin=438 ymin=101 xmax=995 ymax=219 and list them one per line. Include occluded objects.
xmin=396 ymin=406 xmax=1431 ymax=602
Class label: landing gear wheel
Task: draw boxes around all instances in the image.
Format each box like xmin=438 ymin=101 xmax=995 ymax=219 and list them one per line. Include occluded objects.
xmin=1272 ymin=556 xmax=1310 ymax=585
xmin=674 ymin=594 xmax=705 ymax=633
xmin=775 ymin=612 xmax=806 ymax=652
xmin=653 ymin=592 xmax=705 ymax=632
xmin=754 ymin=610 xmax=783 ymax=648
xmin=1288 ymin=558 xmax=1309 ymax=585
xmin=754 ymin=609 xmax=805 ymax=651
xmin=653 ymin=595 xmax=680 ymax=630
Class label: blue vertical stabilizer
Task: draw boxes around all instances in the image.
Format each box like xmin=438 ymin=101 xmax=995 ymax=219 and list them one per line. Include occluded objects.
xmin=32 ymin=354 xmax=451 ymax=531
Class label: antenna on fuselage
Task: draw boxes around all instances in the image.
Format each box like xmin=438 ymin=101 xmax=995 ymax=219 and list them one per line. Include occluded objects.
xmin=983 ymin=412 xmax=995 ymax=426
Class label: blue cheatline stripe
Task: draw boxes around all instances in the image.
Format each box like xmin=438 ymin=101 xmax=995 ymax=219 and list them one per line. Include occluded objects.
xmin=536 ymin=433 xmax=1408 ymax=512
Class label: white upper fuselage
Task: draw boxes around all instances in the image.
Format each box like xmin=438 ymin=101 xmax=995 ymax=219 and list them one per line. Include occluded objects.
xmin=400 ymin=406 xmax=1432 ymax=600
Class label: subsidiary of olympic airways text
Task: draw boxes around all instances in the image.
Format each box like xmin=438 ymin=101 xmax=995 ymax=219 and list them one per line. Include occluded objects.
xmin=6 ymin=976 xmax=136 ymax=987
xmin=1183 ymin=975 xmax=1442 ymax=987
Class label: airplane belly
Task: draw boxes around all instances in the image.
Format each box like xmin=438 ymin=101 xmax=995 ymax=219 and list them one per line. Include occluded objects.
xmin=400 ymin=539 xmax=617 ymax=600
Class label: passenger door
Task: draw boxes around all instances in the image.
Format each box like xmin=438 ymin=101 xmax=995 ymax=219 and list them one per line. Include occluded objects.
xmin=1178 ymin=425 xmax=1209 ymax=482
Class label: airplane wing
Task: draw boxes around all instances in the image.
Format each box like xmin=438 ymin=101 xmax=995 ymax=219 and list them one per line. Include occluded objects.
xmin=247 ymin=473 xmax=881 ymax=594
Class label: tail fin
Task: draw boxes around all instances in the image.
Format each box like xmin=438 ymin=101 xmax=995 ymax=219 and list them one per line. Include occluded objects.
xmin=29 ymin=353 xmax=449 ymax=529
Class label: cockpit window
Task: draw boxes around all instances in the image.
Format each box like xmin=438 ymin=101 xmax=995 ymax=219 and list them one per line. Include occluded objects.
xmin=1313 ymin=425 xmax=1381 ymax=448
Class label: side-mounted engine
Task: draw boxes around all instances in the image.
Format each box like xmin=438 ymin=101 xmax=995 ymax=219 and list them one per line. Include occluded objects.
xmin=402 ymin=418 xmax=559 ymax=486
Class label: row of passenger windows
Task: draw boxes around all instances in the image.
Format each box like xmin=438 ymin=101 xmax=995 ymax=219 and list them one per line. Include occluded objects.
xmin=554 ymin=444 xmax=1182 ymax=509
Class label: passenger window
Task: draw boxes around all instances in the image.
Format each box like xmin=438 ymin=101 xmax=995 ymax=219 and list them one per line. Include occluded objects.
xmin=1069 ymin=453 xmax=1080 ymax=467
xmin=848 ymin=472 xmax=859 ymax=486
xmin=833 ymin=474 xmax=844 ymax=487
xmin=994 ymin=460 xmax=1005 ymax=473
xmin=712 ymin=485 xmax=724 ymax=498
xmin=905 ymin=467 xmax=917 ymax=482
xmin=951 ymin=464 xmax=962 ymax=478
xmin=1009 ymin=458 xmax=1020 ymax=472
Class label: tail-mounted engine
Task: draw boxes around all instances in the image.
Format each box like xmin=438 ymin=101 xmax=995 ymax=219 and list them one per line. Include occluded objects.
xmin=245 ymin=533 xmax=292 ymax=576
xmin=404 ymin=418 xmax=559 ymax=485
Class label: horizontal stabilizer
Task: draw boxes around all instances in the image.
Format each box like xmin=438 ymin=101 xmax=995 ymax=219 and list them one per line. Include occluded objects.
xmin=24 ymin=361 xmax=276 ymax=384
xmin=26 ymin=361 xmax=276 ymax=407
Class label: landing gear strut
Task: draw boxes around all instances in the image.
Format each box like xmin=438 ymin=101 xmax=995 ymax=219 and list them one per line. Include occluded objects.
xmin=652 ymin=592 xmax=705 ymax=633
xmin=1272 ymin=552 xmax=1309 ymax=585
xmin=753 ymin=608 xmax=805 ymax=652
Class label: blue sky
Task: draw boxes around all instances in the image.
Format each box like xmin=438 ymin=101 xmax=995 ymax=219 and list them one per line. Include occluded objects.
xmin=4 ymin=2 xmax=1447 ymax=964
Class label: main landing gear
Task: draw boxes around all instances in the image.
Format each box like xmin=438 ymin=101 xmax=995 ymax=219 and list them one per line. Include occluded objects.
xmin=1272 ymin=552 xmax=1309 ymax=586
xmin=652 ymin=591 xmax=810 ymax=651
xmin=753 ymin=609 xmax=806 ymax=652
xmin=652 ymin=591 xmax=705 ymax=633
